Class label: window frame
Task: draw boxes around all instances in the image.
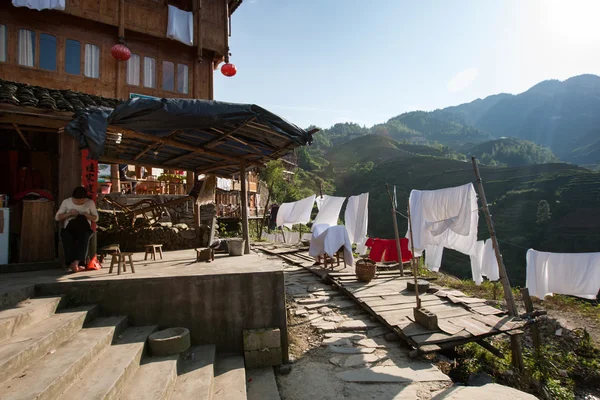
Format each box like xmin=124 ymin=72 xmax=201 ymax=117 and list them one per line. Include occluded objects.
xmin=39 ymin=32 xmax=57 ymax=72
xmin=64 ymin=37 xmax=82 ymax=76
xmin=83 ymin=42 xmax=101 ymax=79
xmin=0 ymin=24 xmax=8 ymax=64
xmin=17 ymin=28 xmax=36 ymax=69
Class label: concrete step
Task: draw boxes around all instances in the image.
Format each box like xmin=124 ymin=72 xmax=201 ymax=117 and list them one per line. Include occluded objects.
xmin=0 ymin=296 xmax=63 ymax=342
xmin=0 ymin=305 xmax=98 ymax=384
xmin=120 ymin=354 xmax=179 ymax=400
xmin=246 ymin=367 xmax=281 ymax=400
xmin=213 ymin=355 xmax=247 ymax=400
xmin=57 ymin=325 xmax=157 ymax=400
xmin=172 ymin=345 xmax=216 ymax=400
xmin=0 ymin=285 xmax=36 ymax=309
xmin=0 ymin=316 xmax=128 ymax=400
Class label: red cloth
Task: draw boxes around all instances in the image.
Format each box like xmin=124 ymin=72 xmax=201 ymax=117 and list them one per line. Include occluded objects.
xmin=366 ymin=238 xmax=412 ymax=263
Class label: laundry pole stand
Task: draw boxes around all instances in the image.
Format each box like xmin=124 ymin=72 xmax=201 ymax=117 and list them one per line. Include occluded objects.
xmin=386 ymin=184 xmax=404 ymax=276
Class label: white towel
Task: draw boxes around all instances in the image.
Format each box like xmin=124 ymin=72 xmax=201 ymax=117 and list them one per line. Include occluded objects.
xmin=407 ymin=183 xmax=478 ymax=256
xmin=167 ymin=5 xmax=194 ymax=46
xmin=425 ymin=245 xmax=444 ymax=272
xmin=312 ymin=195 xmax=345 ymax=229
xmin=482 ymin=239 xmax=500 ymax=281
xmin=309 ymin=225 xmax=354 ymax=266
xmin=526 ymin=249 xmax=600 ymax=300
xmin=470 ymin=241 xmax=485 ymax=285
xmin=276 ymin=195 xmax=316 ymax=229
xmin=345 ymin=193 xmax=369 ymax=255
xmin=12 ymin=0 xmax=64 ymax=10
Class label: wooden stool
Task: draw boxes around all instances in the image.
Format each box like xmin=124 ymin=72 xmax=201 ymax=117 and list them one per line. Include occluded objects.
xmin=109 ymin=252 xmax=135 ymax=275
xmin=196 ymin=247 xmax=215 ymax=262
xmin=144 ymin=244 xmax=163 ymax=261
xmin=318 ymin=248 xmax=343 ymax=270
xmin=98 ymin=244 xmax=120 ymax=263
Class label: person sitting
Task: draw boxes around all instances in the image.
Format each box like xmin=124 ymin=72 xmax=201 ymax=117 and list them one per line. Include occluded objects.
xmin=55 ymin=187 xmax=99 ymax=273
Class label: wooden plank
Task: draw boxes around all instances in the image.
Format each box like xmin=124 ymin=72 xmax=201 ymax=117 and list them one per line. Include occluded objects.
xmin=398 ymin=322 xmax=440 ymax=337
xmin=447 ymin=316 xmax=494 ymax=336
xmin=470 ymin=305 xmax=505 ymax=315
xmin=366 ymin=293 xmax=438 ymax=307
xmin=369 ymin=298 xmax=446 ymax=313
xmin=411 ymin=330 xmax=472 ymax=345
xmin=471 ymin=314 xmax=518 ymax=332
xmin=438 ymin=319 xmax=466 ymax=335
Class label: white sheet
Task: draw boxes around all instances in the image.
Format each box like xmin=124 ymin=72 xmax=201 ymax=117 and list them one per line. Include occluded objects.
xmin=312 ymin=195 xmax=345 ymax=230
xmin=167 ymin=5 xmax=194 ymax=46
xmin=526 ymin=249 xmax=600 ymax=300
xmin=469 ymin=241 xmax=485 ymax=285
xmin=345 ymin=193 xmax=369 ymax=255
xmin=482 ymin=239 xmax=500 ymax=282
xmin=309 ymin=225 xmax=354 ymax=266
xmin=276 ymin=195 xmax=316 ymax=229
xmin=425 ymin=245 xmax=444 ymax=272
xmin=407 ymin=183 xmax=478 ymax=256
xmin=12 ymin=0 xmax=65 ymax=10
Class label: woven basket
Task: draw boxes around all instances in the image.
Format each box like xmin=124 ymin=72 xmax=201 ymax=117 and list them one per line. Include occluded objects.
xmin=355 ymin=258 xmax=377 ymax=282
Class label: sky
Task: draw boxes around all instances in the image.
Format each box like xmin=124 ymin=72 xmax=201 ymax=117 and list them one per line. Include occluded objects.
xmin=214 ymin=0 xmax=600 ymax=129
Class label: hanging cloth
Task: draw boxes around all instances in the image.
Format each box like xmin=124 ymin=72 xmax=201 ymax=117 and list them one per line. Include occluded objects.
xmin=312 ymin=195 xmax=345 ymax=229
xmin=424 ymin=245 xmax=444 ymax=272
xmin=407 ymin=183 xmax=478 ymax=256
xmin=167 ymin=5 xmax=194 ymax=46
xmin=469 ymin=240 xmax=500 ymax=285
xmin=12 ymin=0 xmax=65 ymax=10
xmin=526 ymin=249 xmax=600 ymax=300
xmin=197 ymin=175 xmax=217 ymax=205
xmin=276 ymin=195 xmax=316 ymax=229
xmin=469 ymin=240 xmax=485 ymax=285
xmin=365 ymin=238 xmax=412 ymax=263
xmin=309 ymin=225 xmax=354 ymax=266
xmin=345 ymin=193 xmax=369 ymax=255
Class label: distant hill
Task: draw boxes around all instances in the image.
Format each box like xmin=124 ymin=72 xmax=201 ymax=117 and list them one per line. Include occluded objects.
xmin=461 ymin=137 xmax=560 ymax=167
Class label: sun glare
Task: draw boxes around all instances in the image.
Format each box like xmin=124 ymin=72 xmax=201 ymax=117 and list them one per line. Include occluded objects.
xmin=539 ymin=0 xmax=600 ymax=45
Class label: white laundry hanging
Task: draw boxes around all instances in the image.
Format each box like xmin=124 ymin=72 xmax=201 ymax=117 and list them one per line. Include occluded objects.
xmin=312 ymin=195 xmax=345 ymax=230
xmin=526 ymin=249 xmax=600 ymax=300
xmin=469 ymin=240 xmax=500 ymax=285
xmin=424 ymin=245 xmax=444 ymax=272
xmin=470 ymin=241 xmax=485 ymax=285
xmin=167 ymin=5 xmax=194 ymax=46
xmin=12 ymin=0 xmax=65 ymax=10
xmin=344 ymin=193 xmax=369 ymax=255
xmin=309 ymin=224 xmax=354 ymax=267
xmin=276 ymin=195 xmax=316 ymax=229
xmin=407 ymin=183 xmax=479 ymax=256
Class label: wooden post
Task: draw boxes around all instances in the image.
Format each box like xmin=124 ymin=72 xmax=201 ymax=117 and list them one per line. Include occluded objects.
xmin=110 ymin=164 xmax=120 ymax=193
xmin=186 ymin=171 xmax=195 ymax=194
xmin=240 ymin=159 xmax=250 ymax=254
xmin=521 ymin=288 xmax=541 ymax=358
xmin=471 ymin=156 xmax=524 ymax=371
xmin=386 ymin=184 xmax=404 ymax=276
xmin=406 ymin=199 xmax=421 ymax=309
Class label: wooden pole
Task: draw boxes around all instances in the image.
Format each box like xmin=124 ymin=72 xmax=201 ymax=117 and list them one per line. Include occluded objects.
xmin=521 ymin=288 xmax=541 ymax=358
xmin=406 ymin=198 xmax=421 ymax=309
xmin=240 ymin=159 xmax=250 ymax=254
xmin=386 ymin=184 xmax=404 ymax=276
xmin=110 ymin=164 xmax=121 ymax=193
xmin=471 ymin=156 xmax=524 ymax=371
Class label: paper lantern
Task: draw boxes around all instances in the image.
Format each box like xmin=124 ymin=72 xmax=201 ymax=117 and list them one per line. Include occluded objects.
xmin=221 ymin=63 xmax=237 ymax=77
xmin=111 ymin=43 xmax=131 ymax=62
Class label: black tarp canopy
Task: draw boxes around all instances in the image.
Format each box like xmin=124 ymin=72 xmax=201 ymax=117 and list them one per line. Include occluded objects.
xmin=65 ymin=97 xmax=315 ymax=176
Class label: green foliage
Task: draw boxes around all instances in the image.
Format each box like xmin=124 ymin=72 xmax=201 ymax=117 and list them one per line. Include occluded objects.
xmin=464 ymin=138 xmax=560 ymax=167
xmin=536 ymin=200 xmax=551 ymax=225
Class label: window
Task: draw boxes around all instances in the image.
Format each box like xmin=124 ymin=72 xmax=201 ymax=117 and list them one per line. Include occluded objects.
xmin=65 ymin=39 xmax=81 ymax=75
xmin=84 ymin=44 xmax=100 ymax=78
xmin=18 ymin=29 xmax=35 ymax=67
xmin=0 ymin=25 xmax=6 ymax=62
xmin=162 ymin=61 xmax=174 ymax=92
xmin=39 ymin=33 xmax=57 ymax=71
xmin=126 ymin=54 xmax=140 ymax=86
xmin=144 ymin=57 xmax=156 ymax=88
xmin=177 ymin=63 xmax=189 ymax=94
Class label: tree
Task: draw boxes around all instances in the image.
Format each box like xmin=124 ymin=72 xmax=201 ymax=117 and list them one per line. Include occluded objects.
xmin=536 ymin=200 xmax=551 ymax=225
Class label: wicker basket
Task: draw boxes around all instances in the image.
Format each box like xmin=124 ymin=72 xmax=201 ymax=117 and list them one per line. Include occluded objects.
xmin=355 ymin=258 xmax=377 ymax=282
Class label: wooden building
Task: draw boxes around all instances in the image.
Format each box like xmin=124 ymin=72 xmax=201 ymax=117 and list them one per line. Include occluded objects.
xmin=0 ymin=0 xmax=241 ymax=266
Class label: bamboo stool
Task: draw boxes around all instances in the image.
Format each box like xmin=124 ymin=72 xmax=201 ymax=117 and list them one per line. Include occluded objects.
xmin=98 ymin=244 xmax=120 ymax=263
xmin=144 ymin=244 xmax=164 ymax=261
xmin=109 ymin=252 xmax=135 ymax=275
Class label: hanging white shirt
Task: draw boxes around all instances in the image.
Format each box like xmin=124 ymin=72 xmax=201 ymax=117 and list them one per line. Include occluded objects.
xmin=276 ymin=195 xmax=316 ymax=229
xmin=167 ymin=5 xmax=194 ymax=46
xmin=407 ymin=183 xmax=478 ymax=256
xmin=526 ymin=249 xmax=600 ymax=300
xmin=12 ymin=0 xmax=65 ymax=10
xmin=424 ymin=245 xmax=444 ymax=272
xmin=312 ymin=195 xmax=345 ymax=230
xmin=344 ymin=193 xmax=369 ymax=255
xmin=309 ymin=225 xmax=354 ymax=267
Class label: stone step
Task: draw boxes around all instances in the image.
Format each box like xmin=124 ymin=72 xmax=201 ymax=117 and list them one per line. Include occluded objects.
xmin=0 ymin=316 xmax=128 ymax=400
xmin=0 ymin=296 xmax=63 ymax=342
xmin=120 ymin=354 xmax=179 ymax=400
xmin=0 ymin=285 xmax=36 ymax=309
xmin=172 ymin=345 xmax=216 ymax=400
xmin=0 ymin=305 xmax=98 ymax=384
xmin=56 ymin=325 xmax=157 ymax=400
xmin=246 ymin=367 xmax=280 ymax=400
xmin=213 ymin=355 xmax=247 ymax=400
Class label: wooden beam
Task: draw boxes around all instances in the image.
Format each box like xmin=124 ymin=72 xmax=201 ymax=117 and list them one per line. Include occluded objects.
xmin=246 ymin=122 xmax=292 ymax=141
xmin=205 ymin=118 xmax=255 ymax=148
xmin=163 ymin=151 xmax=197 ymax=165
xmin=240 ymin=158 xmax=250 ymax=254
xmin=195 ymin=162 xmax=238 ymax=174
xmin=133 ymin=130 xmax=181 ymax=160
xmin=99 ymin=156 xmax=178 ymax=171
xmin=477 ymin=340 xmax=505 ymax=358
xmin=111 ymin=127 xmax=243 ymax=162
xmin=12 ymin=123 xmax=31 ymax=149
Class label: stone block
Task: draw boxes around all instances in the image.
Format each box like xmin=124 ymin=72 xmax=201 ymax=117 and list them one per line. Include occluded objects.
xmin=243 ymin=328 xmax=281 ymax=351
xmin=413 ymin=307 xmax=438 ymax=330
xmin=244 ymin=347 xmax=282 ymax=368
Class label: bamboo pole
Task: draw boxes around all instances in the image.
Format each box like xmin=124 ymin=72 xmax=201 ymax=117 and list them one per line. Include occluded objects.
xmin=406 ymin=198 xmax=421 ymax=309
xmin=386 ymin=184 xmax=404 ymax=276
xmin=240 ymin=159 xmax=250 ymax=254
xmin=471 ymin=156 xmax=523 ymax=371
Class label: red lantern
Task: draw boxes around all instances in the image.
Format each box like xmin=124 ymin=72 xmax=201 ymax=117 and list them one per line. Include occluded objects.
xmin=111 ymin=43 xmax=131 ymax=62
xmin=221 ymin=63 xmax=237 ymax=77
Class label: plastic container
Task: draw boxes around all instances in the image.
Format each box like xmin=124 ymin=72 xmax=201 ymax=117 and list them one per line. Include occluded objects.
xmin=227 ymin=238 xmax=245 ymax=256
